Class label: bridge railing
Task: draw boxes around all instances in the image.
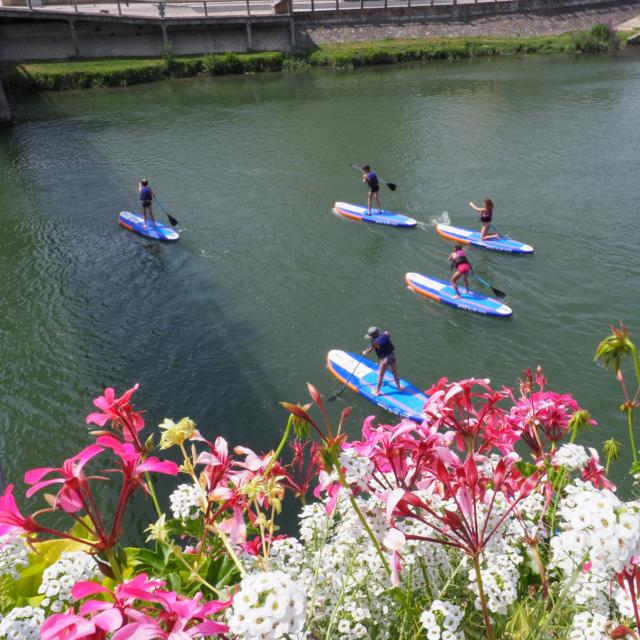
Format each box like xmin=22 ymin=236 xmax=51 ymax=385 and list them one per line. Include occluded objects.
xmin=0 ymin=0 xmax=576 ymax=18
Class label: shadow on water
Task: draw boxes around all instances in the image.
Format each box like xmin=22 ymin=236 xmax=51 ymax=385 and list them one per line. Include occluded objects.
xmin=0 ymin=90 xmax=292 ymax=537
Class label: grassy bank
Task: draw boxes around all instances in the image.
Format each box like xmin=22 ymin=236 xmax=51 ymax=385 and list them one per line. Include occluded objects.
xmin=1 ymin=25 xmax=629 ymax=92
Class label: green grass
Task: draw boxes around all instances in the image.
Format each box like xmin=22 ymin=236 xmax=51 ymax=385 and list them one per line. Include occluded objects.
xmin=1 ymin=25 xmax=631 ymax=92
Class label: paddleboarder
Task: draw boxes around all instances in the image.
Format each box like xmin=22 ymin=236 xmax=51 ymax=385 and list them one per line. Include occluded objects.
xmin=138 ymin=179 xmax=157 ymax=228
xmin=362 ymin=165 xmax=381 ymax=216
xmin=469 ymin=198 xmax=498 ymax=240
xmin=449 ymin=243 xmax=473 ymax=298
xmin=362 ymin=326 xmax=402 ymax=396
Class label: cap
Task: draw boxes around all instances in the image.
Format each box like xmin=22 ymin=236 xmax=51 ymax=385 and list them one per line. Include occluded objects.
xmin=365 ymin=326 xmax=380 ymax=340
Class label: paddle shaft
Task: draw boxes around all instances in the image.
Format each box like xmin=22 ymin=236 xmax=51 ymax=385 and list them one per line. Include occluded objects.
xmin=471 ymin=273 xmax=506 ymax=299
xmin=329 ymin=357 xmax=363 ymax=401
xmin=350 ymin=164 xmax=396 ymax=191
xmin=154 ymin=197 xmax=179 ymax=227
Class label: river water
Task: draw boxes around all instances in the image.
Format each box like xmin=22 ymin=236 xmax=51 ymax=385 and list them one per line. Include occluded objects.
xmin=1 ymin=53 xmax=640 ymax=515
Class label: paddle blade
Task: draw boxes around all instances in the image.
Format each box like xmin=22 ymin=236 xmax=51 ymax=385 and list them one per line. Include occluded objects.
xmin=492 ymin=287 xmax=506 ymax=299
xmin=386 ymin=182 xmax=397 ymax=191
xmin=167 ymin=213 xmax=178 ymax=227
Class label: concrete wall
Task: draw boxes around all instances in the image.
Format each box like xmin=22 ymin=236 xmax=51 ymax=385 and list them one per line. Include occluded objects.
xmin=0 ymin=81 xmax=11 ymax=121
xmin=0 ymin=0 xmax=637 ymax=60
xmin=0 ymin=18 xmax=294 ymax=59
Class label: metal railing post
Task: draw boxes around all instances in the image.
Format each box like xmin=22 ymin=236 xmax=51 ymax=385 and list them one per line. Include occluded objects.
xmin=245 ymin=0 xmax=250 ymax=15
xmin=360 ymin=0 xmax=363 ymax=9
xmin=310 ymin=0 xmax=314 ymax=13
xmin=203 ymin=0 xmax=208 ymax=15
xmin=335 ymin=0 xmax=338 ymax=12
xmin=117 ymin=1 xmax=122 ymax=14
xmin=384 ymin=0 xmax=387 ymax=10
xmin=407 ymin=0 xmax=411 ymax=14
xmin=26 ymin=0 xmax=33 ymax=10
xmin=73 ymin=0 xmax=78 ymax=11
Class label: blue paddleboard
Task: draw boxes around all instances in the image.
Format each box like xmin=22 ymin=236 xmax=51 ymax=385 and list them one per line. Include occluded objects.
xmin=326 ymin=349 xmax=429 ymax=422
xmin=334 ymin=202 xmax=417 ymax=228
xmin=118 ymin=211 xmax=179 ymax=242
xmin=405 ymin=272 xmax=512 ymax=318
xmin=436 ymin=223 xmax=533 ymax=254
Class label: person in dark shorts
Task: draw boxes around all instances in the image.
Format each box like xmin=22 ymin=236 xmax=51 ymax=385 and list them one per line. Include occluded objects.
xmin=469 ymin=198 xmax=497 ymax=240
xmin=362 ymin=326 xmax=402 ymax=396
xmin=138 ymin=179 xmax=156 ymax=228
xmin=362 ymin=165 xmax=381 ymax=216
xmin=449 ymin=243 xmax=473 ymax=298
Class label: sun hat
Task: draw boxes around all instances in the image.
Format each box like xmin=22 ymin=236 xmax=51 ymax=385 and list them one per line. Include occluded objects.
xmin=365 ymin=326 xmax=380 ymax=340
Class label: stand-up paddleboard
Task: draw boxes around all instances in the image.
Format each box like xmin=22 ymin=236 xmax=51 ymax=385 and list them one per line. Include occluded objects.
xmin=118 ymin=211 xmax=179 ymax=242
xmin=326 ymin=349 xmax=429 ymax=423
xmin=405 ymin=272 xmax=512 ymax=318
xmin=436 ymin=223 xmax=533 ymax=254
xmin=334 ymin=202 xmax=417 ymax=228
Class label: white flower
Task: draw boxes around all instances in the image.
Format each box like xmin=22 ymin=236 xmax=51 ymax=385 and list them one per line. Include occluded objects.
xmin=228 ymin=570 xmax=306 ymax=639
xmin=0 ymin=534 xmax=29 ymax=580
xmin=169 ymin=483 xmax=204 ymax=520
xmin=553 ymin=444 xmax=590 ymax=471
xmin=38 ymin=551 xmax=99 ymax=613
xmin=0 ymin=606 xmax=45 ymax=640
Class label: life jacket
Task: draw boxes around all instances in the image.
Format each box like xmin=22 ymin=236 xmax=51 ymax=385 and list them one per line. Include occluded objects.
xmin=452 ymin=250 xmax=470 ymax=268
xmin=373 ymin=333 xmax=394 ymax=359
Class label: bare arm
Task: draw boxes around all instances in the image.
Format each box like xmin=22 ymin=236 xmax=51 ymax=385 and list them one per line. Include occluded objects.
xmin=469 ymin=201 xmax=482 ymax=212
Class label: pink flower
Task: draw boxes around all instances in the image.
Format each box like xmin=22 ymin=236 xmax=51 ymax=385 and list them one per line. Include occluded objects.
xmin=24 ymin=444 xmax=105 ymax=513
xmin=0 ymin=484 xmax=39 ymax=536
xmin=582 ymin=447 xmax=615 ymax=490
xmin=86 ymin=384 xmax=145 ymax=447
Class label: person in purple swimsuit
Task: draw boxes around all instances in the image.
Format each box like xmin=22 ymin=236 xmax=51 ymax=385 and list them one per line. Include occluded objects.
xmin=362 ymin=326 xmax=402 ymax=396
xmin=362 ymin=165 xmax=381 ymax=216
xmin=469 ymin=198 xmax=498 ymax=240
xmin=138 ymin=179 xmax=156 ymax=228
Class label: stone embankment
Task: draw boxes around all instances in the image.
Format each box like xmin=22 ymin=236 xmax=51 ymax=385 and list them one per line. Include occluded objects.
xmin=296 ymin=3 xmax=640 ymax=46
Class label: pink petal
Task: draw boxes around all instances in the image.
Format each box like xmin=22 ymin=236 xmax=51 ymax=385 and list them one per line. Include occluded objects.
xmin=93 ymin=608 xmax=123 ymax=632
xmin=73 ymin=581 xmax=111 ymax=599
xmin=85 ymin=412 xmax=109 ymax=426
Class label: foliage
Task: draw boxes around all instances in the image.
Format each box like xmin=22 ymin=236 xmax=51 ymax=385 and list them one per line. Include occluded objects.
xmin=0 ymin=26 xmax=633 ymax=93
xmin=2 ymin=326 xmax=640 ymax=638
xmin=572 ymin=22 xmax=621 ymax=53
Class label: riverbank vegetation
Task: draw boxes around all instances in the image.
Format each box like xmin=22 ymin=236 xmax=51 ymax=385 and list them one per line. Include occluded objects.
xmin=0 ymin=23 xmax=628 ymax=92
xmin=1 ymin=323 xmax=640 ymax=639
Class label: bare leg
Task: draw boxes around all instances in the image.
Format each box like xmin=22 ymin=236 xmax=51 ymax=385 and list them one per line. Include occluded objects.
xmin=463 ymin=273 xmax=470 ymax=294
xmin=389 ymin=361 xmax=402 ymax=391
xmin=374 ymin=192 xmax=381 ymax=213
xmin=375 ymin=360 xmax=389 ymax=396
xmin=143 ymin=206 xmax=148 ymax=227
xmin=451 ymin=271 xmax=462 ymax=297
xmin=481 ymin=223 xmax=498 ymax=240
xmin=148 ymin=205 xmax=156 ymax=226
xmin=367 ymin=192 xmax=373 ymax=215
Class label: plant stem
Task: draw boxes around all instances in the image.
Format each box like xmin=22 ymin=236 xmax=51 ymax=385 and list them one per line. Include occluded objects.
xmin=212 ymin=526 xmax=246 ymax=578
xmin=104 ymin=546 xmax=123 ymax=582
xmin=144 ymin=471 xmax=163 ymax=518
xmin=627 ymin=408 xmax=638 ymax=463
xmin=472 ymin=553 xmax=494 ymax=640
xmin=264 ymin=416 xmax=293 ymax=477
xmin=530 ymin=542 xmax=550 ymax=600
xmin=335 ymin=466 xmax=390 ymax=575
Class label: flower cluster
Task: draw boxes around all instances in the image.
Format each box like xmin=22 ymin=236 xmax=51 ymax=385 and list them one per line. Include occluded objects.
xmin=0 ymin=605 xmax=45 ymax=640
xmin=227 ymin=570 xmax=306 ymax=639
xmin=38 ymin=551 xmax=99 ymax=613
xmin=0 ymin=534 xmax=28 ymax=580
xmin=420 ymin=600 xmax=464 ymax=640
xmin=169 ymin=482 xmax=204 ymax=520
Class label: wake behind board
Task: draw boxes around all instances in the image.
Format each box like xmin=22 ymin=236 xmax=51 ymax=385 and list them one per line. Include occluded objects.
xmin=334 ymin=202 xmax=417 ymax=228
xmin=327 ymin=349 xmax=429 ymax=423
xmin=405 ymin=272 xmax=512 ymax=318
xmin=436 ymin=223 xmax=533 ymax=254
xmin=119 ymin=211 xmax=179 ymax=242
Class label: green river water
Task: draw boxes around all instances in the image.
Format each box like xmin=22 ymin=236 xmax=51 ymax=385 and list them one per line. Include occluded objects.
xmin=1 ymin=53 xmax=640 ymax=522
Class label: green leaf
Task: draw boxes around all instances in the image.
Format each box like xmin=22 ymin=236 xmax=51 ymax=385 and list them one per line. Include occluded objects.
xmin=515 ymin=462 xmax=537 ymax=477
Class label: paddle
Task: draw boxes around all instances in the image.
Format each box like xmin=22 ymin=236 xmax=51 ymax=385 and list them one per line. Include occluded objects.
xmin=471 ymin=274 xmax=506 ymax=300
xmin=350 ymin=164 xmax=397 ymax=191
xmin=153 ymin=197 xmax=179 ymax=227
xmin=328 ymin=356 xmax=363 ymax=401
